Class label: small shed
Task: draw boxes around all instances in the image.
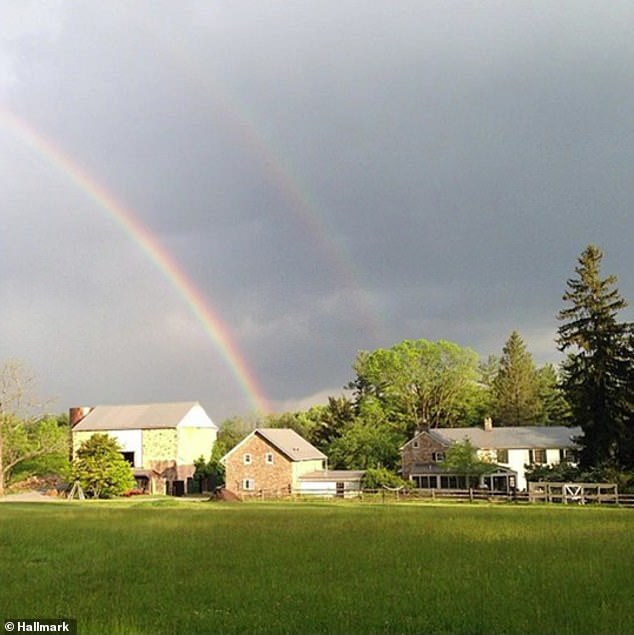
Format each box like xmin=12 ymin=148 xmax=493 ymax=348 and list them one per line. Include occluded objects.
xmin=297 ymin=470 xmax=365 ymax=498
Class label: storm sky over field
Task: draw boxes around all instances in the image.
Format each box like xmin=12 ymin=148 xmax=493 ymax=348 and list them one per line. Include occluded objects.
xmin=2 ymin=1 xmax=634 ymax=421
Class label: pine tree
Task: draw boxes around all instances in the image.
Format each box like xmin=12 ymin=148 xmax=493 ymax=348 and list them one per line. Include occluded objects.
xmin=493 ymin=331 xmax=542 ymax=425
xmin=556 ymin=245 xmax=634 ymax=468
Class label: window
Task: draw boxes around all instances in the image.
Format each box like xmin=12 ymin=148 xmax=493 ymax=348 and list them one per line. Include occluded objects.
xmin=243 ymin=453 xmax=252 ymax=465
xmin=432 ymin=452 xmax=444 ymax=463
xmin=530 ymin=448 xmax=546 ymax=464
xmin=242 ymin=478 xmax=255 ymax=491
xmin=560 ymin=448 xmax=572 ymax=462
xmin=265 ymin=452 xmax=274 ymax=465
xmin=121 ymin=451 xmax=135 ymax=466
xmin=496 ymin=449 xmax=509 ymax=463
xmin=413 ymin=440 xmax=419 ymax=449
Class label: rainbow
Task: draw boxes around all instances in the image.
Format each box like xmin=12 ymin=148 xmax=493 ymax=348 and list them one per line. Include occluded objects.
xmin=0 ymin=107 xmax=271 ymax=414
xmin=121 ymin=12 xmax=387 ymax=345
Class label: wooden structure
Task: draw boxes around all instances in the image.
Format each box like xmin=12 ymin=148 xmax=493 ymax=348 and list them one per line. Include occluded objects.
xmin=528 ymin=482 xmax=618 ymax=504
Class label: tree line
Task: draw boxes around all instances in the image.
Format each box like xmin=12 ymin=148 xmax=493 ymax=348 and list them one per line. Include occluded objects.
xmin=2 ymin=244 xmax=634 ymax=494
xmin=209 ymin=244 xmax=634 ymax=482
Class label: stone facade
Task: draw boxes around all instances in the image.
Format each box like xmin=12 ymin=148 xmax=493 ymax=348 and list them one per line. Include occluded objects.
xmin=224 ymin=434 xmax=293 ymax=498
xmin=401 ymin=431 xmax=448 ymax=478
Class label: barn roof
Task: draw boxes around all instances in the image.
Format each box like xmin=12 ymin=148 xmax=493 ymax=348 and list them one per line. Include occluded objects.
xmin=72 ymin=402 xmax=215 ymax=431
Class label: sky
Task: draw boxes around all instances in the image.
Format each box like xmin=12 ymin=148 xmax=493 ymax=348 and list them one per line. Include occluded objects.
xmin=1 ymin=1 xmax=634 ymax=423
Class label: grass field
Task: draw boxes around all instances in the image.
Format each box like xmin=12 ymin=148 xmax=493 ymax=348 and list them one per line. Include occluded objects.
xmin=1 ymin=499 xmax=633 ymax=635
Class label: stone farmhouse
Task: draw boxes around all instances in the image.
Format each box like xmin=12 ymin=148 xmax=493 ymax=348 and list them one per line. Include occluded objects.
xmin=71 ymin=401 xmax=217 ymax=495
xmin=221 ymin=428 xmax=364 ymax=499
xmin=401 ymin=418 xmax=582 ymax=491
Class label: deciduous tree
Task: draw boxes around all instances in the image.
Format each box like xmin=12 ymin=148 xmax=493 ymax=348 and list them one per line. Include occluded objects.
xmin=0 ymin=360 xmax=68 ymax=495
xmin=72 ymin=433 xmax=135 ymax=498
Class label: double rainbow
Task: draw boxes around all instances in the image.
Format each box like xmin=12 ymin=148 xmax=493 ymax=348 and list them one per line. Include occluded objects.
xmin=1 ymin=107 xmax=270 ymax=413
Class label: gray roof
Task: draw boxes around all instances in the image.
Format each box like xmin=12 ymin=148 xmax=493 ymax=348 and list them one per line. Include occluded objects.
xmin=72 ymin=402 xmax=215 ymax=431
xmin=255 ymin=428 xmax=327 ymax=461
xmin=424 ymin=425 xmax=582 ymax=450
xmin=298 ymin=470 xmax=365 ymax=482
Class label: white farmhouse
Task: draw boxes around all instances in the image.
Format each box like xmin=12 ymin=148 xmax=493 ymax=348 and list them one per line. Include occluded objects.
xmin=401 ymin=418 xmax=582 ymax=491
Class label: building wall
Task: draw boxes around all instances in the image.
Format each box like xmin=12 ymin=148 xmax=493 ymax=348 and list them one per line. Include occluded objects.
xmin=297 ymin=480 xmax=361 ymax=498
xmin=177 ymin=426 xmax=217 ymax=478
xmin=401 ymin=432 xmax=448 ymax=478
xmin=291 ymin=459 xmax=327 ymax=487
xmin=141 ymin=428 xmax=178 ymax=487
xmin=224 ymin=434 xmax=293 ymax=497
xmin=72 ymin=429 xmax=142 ymax=464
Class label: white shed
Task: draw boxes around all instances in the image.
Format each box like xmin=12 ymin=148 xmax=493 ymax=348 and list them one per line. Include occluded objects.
xmin=297 ymin=470 xmax=365 ymax=498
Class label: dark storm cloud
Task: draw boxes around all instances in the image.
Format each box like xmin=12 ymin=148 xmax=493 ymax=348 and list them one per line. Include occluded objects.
xmin=2 ymin=1 xmax=634 ymax=419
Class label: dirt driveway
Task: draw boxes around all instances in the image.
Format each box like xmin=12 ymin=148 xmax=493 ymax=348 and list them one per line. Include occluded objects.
xmin=0 ymin=490 xmax=61 ymax=502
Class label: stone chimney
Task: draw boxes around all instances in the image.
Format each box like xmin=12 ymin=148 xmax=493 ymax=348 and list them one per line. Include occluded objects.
xmin=483 ymin=416 xmax=493 ymax=431
xmin=69 ymin=406 xmax=93 ymax=428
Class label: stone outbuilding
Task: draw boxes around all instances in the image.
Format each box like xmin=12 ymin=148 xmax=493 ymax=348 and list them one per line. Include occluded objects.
xmin=221 ymin=428 xmax=329 ymax=499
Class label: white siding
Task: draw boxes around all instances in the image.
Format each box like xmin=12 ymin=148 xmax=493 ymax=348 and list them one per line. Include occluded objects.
xmin=298 ymin=480 xmax=361 ymax=498
xmin=176 ymin=403 xmax=217 ymax=429
xmin=106 ymin=429 xmax=143 ymax=467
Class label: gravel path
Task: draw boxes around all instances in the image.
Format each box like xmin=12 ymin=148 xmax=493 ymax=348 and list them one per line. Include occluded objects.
xmin=0 ymin=490 xmax=61 ymax=502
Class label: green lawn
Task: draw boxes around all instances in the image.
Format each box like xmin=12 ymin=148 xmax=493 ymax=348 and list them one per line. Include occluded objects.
xmin=0 ymin=499 xmax=633 ymax=635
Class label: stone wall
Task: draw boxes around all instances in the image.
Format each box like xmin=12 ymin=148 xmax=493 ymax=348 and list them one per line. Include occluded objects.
xmin=401 ymin=432 xmax=448 ymax=478
xmin=224 ymin=433 xmax=293 ymax=498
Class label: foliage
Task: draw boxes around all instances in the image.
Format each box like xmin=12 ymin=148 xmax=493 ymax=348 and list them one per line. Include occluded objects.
xmin=441 ymin=440 xmax=495 ymax=475
xmin=556 ymin=245 xmax=634 ymax=469
xmin=0 ymin=361 xmax=68 ymax=495
xmin=349 ymin=339 xmax=483 ymax=435
xmin=524 ymin=461 xmax=634 ymax=494
xmin=193 ymin=441 xmax=226 ymax=489
xmin=360 ymin=467 xmax=408 ymax=489
xmin=492 ymin=331 xmax=542 ymax=425
xmin=536 ymin=364 xmax=571 ymax=425
xmin=9 ymin=414 xmax=71 ymax=484
xmin=327 ymin=415 xmax=402 ymax=470
xmin=72 ymin=433 xmax=135 ymax=498
xmin=524 ymin=461 xmax=582 ymax=484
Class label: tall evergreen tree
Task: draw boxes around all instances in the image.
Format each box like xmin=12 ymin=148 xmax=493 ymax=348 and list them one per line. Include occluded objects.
xmin=536 ymin=364 xmax=571 ymax=425
xmin=493 ymin=331 xmax=542 ymax=425
xmin=556 ymin=245 xmax=634 ymax=468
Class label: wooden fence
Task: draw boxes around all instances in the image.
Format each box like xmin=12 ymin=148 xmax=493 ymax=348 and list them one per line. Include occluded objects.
xmin=276 ymin=486 xmax=634 ymax=506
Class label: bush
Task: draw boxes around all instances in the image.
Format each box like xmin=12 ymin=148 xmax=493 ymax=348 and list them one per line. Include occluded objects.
xmin=361 ymin=467 xmax=409 ymax=490
xmin=72 ymin=433 xmax=136 ymax=498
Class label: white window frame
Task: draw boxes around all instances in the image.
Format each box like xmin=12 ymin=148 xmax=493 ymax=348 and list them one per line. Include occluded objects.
xmin=413 ymin=440 xmax=419 ymax=449
xmin=242 ymin=478 xmax=255 ymax=491
xmin=432 ymin=452 xmax=444 ymax=463
xmin=243 ymin=453 xmax=252 ymax=465
xmin=265 ymin=452 xmax=274 ymax=465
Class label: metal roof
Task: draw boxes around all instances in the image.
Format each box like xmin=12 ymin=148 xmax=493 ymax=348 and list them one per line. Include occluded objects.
xmin=298 ymin=470 xmax=365 ymax=482
xmin=72 ymin=401 xmax=215 ymax=431
xmin=425 ymin=425 xmax=582 ymax=449
xmin=255 ymin=428 xmax=327 ymax=461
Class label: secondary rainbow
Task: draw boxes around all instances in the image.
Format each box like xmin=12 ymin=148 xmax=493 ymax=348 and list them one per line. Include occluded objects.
xmin=0 ymin=107 xmax=270 ymax=414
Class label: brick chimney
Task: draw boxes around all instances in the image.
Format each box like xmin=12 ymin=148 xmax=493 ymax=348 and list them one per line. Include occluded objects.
xmin=483 ymin=416 xmax=493 ymax=431
xmin=69 ymin=406 xmax=93 ymax=428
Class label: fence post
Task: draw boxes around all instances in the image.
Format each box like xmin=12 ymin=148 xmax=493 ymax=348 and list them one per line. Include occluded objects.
xmin=469 ymin=487 xmax=473 ymax=502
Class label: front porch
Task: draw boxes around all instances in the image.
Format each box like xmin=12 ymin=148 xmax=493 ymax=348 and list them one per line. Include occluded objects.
xmin=408 ymin=463 xmax=517 ymax=493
